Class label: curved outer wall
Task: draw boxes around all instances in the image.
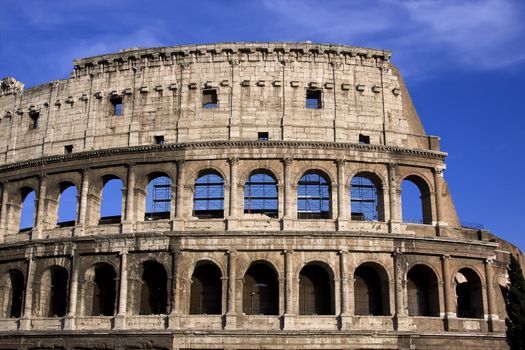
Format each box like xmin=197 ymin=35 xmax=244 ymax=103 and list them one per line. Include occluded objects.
xmin=0 ymin=42 xmax=521 ymax=350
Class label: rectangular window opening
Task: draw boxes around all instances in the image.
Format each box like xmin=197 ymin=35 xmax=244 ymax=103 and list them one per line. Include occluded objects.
xmin=306 ymin=89 xmax=322 ymax=109
xmin=258 ymin=132 xmax=269 ymax=141
xmin=111 ymin=97 xmax=123 ymax=116
xmin=64 ymin=145 xmax=73 ymax=154
xmin=202 ymin=89 xmax=218 ymax=109
xmin=359 ymin=134 xmax=370 ymax=144
xmin=154 ymin=135 xmax=165 ymax=145
xmin=29 ymin=112 xmax=40 ymax=129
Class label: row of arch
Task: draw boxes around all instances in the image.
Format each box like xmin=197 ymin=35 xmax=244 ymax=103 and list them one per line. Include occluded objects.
xmin=14 ymin=169 xmax=432 ymax=231
xmin=0 ymin=260 xmax=483 ymax=319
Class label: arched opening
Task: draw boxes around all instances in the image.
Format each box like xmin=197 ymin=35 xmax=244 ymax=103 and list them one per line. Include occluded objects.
xmin=297 ymin=171 xmax=331 ymax=219
xmin=407 ymin=265 xmax=439 ymax=317
xmin=39 ymin=266 xmax=68 ymax=317
xmin=99 ymin=176 xmax=123 ymax=225
xmin=455 ymin=268 xmax=484 ymax=319
xmin=350 ymin=173 xmax=384 ymax=221
xmin=57 ymin=182 xmax=78 ymax=227
xmin=354 ymin=263 xmax=390 ymax=316
xmin=244 ymin=171 xmax=278 ymax=218
xmin=401 ymin=176 xmax=432 ymax=224
xmin=19 ymin=187 xmax=36 ymax=232
xmin=139 ymin=261 xmax=168 ymax=315
xmin=189 ymin=263 xmax=222 ymax=314
xmin=88 ymin=263 xmax=116 ymax=316
xmin=299 ymin=263 xmax=334 ymax=315
xmin=243 ymin=263 xmax=278 ymax=315
xmin=145 ymin=173 xmax=172 ymax=221
xmin=193 ymin=171 xmax=224 ymax=219
xmin=0 ymin=270 xmax=24 ymax=318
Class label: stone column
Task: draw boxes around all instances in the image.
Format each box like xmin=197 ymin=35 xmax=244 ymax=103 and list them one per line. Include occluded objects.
xmin=175 ymin=161 xmax=185 ymax=218
xmin=336 ymin=160 xmax=348 ymax=230
xmin=387 ymin=163 xmax=400 ymax=233
xmin=441 ymin=255 xmax=455 ymax=322
xmin=282 ymin=158 xmax=293 ymax=219
xmin=168 ymin=247 xmax=181 ymax=329
xmin=484 ymin=258 xmax=498 ymax=322
xmin=115 ymin=250 xmax=128 ymax=329
xmin=121 ymin=164 xmax=136 ymax=233
xmin=227 ymin=158 xmax=239 ymax=231
xmin=0 ymin=181 xmax=8 ymax=242
xmin=33 ymin=175 xmax=48 ymax=239
xmin=339 ymin=250 xmax=350 ymax=316
xmin=20 ymin=253 xmax=35 ymax=330
xmin=64 ymin=251 xmax=79 ymax=330
xmin=224 ymin=249 xmax=237 ymax=329
xmin=393 ymin=251 xmax=406 ymax=318
xmin=284 ymin=249 xmax=294 ymax=315
xmin=74 ymin=169 xmax=90 ymax=236
xmin=433 ymin=166 xmax=448 ymax=236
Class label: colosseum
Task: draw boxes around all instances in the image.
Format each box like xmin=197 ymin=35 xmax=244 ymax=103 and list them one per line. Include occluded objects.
xmin=0 ymin=42 xmax=522 ymax=350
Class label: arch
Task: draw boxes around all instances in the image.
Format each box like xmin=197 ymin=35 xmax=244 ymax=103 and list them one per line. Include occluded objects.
xmin=350 ymin=172 xmax=384 ymax=221
xmin=99 ymin=176 xmax=123 ymax=224
xmin=354 ymin=262 xmax=390 ymax=316
xmin=0 ymin=269 xmax=24 ymax=318
xmin=239 ymin=165 xmax=281 ymax=187
xmin=145 ymin=172 xmax=172 ymax=221
xmin=84 ymin=263 xmax=117 ymax=316
xmin=193 ymin=170 xmax=224 ymax=219
xmin=298 ymin=262 xmax=334 ymax=315
xmin=244 ymin=170 xmax=278 ymax=218
xmin=189 ymin=262 xmax=222 ymax=314
xmin=297 ymin=170 xmax=331 ymax=219
xmin=401 ymin=175 xmax=432 ymax=224
xmin=243 ymin=262 xmax=279 ymax=315
xmin=19 ymin=187 xmax=36 ymax=232
xmin=38 ymin=266 xmax=69 ymax=317
xmin=406 ymin=264 xmax=439 ymax=316
xmin=139 ymin=261 xmax=168 ymax=315
xmin=455 ymin=267 xmax=484 ymax=318
xmin=57 ymin=182 xmax=78 ymax=227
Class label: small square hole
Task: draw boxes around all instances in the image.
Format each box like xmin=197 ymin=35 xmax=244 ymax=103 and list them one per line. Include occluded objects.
xmin=111 ymin=97 xmax=123 ymax=116
xmin=306 ymin=89 xmax=322 ymax=109
xmin=359 ymin=134 xmax=370 ymax=144
xmin=29 ymin=112 xmax=40 ymax=129
xmin=202 ymin=89 xmax=218 ymax=109
xmin=258 ymin=132 xmax=269 ymax=141
xmin=64 ymin=145 xmax=73 ymax=154
xmin=154 ymin=135 xmax=165 ymax=144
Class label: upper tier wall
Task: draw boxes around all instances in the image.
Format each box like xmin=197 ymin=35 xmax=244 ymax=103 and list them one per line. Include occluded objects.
xmin=0 ymin=42 xmax=435 ymax=166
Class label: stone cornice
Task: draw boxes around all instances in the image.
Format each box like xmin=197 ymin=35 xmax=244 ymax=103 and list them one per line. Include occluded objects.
xmin=0 ymin=140 xmax=446 ymax=173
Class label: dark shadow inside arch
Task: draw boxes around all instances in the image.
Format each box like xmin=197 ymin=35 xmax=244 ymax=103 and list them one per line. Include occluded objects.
xmin=243 ymin=263 xmax=279 ymax=315
xmin=297 ymin=171 xmax=331 ymax=219
xmin=354 ymin=263 xmax=390 ymax=316
xmin=189 ymin=263 xmax=222 ymax=314
xmin=90 ymin=263 xmax=117 ymax=316
xmin=140 ymin=261 xmax=168 ymax=315
xmin=45 ymin=266 xmax=68 ymax=317
xmin=407 ymin=265 xmax=440 ymax=317
xmin=299 ymin=263 xmax=334 ymax=315
xmin=1 ymin=270 xmax=24 ymax=318
xmin=456 ymin=268 xmax=484 ymax=319
xmin=193 ymin=170 xmax=224 ymax=219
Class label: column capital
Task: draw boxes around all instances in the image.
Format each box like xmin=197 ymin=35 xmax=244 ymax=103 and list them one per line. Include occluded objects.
xmin=119 ymin=249 xmax=129 ymax=256
xmin=441 ymin=254 xmax=451 ymax=261
xmin=485 ymin=256 xmax=496 ymax=264
xmin=228 ymin=157 xmax=239 ymax=165
xmin=38 ymin=174 xmax=48 ymax=183
xmin=126 ymin=162 xmax=136 ymax=169
xmin=338 ymin=249 xmax=349 ymax=255
xmin=281 ymin=157 xmax=293 ymax=165
xmin=227 ymin=248 xmax=238 ymax=255
xmin=283 ymin=249 xmax=294 ymax=255
xmin=335 ymin=158 xmax=346 ymax=167
xmin=433 ymin=165 xmax=446 ymax=176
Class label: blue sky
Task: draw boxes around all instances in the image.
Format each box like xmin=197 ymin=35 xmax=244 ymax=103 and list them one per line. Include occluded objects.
xmin=1 ymin=0 xmax=524 ymax=251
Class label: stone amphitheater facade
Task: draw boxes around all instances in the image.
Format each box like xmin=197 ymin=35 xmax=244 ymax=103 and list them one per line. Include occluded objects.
xmin=0 ymin=42 xmax=522 ymax=350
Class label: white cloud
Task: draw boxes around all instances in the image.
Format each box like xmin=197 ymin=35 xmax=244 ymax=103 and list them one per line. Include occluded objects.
xmin=262 ymin=0 xmax=525 ymax=76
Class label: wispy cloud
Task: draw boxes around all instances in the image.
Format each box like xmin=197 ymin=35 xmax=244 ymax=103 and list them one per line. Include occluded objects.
xmin=262 ymin=0 xmax=525 ymax=76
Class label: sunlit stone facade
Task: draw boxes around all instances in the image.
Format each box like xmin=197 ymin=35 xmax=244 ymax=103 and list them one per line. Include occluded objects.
xmin=0 ymin=42 xmax=521 ymax=350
